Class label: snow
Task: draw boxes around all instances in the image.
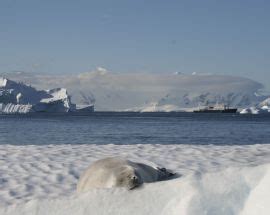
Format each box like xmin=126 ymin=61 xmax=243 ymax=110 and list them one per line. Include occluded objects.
xmin=1 ymin=70 xmax=267 ymax=111
xmin=0 ymin=77 xmax=77 ymax=113
xmin=16 ymin=93 xmax=22 ymax=103
xmin=41 ymin=88 xmax=69 ymax=103
xmin=38 ymin=88 xmax=73 ymax=112
xmin=240 ymin=166 xmax=270 ymax=215
xmin=240 ymin=107 xmax=260 ymax=114
xmin=0 ymin=103 xmax=33 ymax=114
xmin=0 ymin=77 xmax=7 ymax=87
xmin=0 ymin=144 xmax=270 ymax=215
xmin=125 ymin=102 xmax=183 ymax=112
xmin=240 ymin=106 xmax=270 ymax=114
xmin=260 ymin=97 xmax=270 ymax=106
xmin=75 ymin=104 xmax=94 ymax=112
xmin=240 ymin=97 xmax=270 ymax=114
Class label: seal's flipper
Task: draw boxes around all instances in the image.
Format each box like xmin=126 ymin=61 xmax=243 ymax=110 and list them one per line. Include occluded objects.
xmin=157 ymin=167 xmax=167 ymax=172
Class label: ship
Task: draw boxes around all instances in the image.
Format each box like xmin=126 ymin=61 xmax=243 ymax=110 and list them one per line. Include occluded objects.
xmin=193 ymin=104 xmax=237 ymax=113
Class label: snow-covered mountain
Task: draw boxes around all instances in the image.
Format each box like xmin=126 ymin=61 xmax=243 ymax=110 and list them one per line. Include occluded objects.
xmin=260 ymin=97 xmax=270 ymax=107
xmin=0 ymin=77 xmax=75 ymax=113
xmin=240 ymin=97 xmax=270 ymax=114
xmin=1 ymin=69 xmax=268 ymax=111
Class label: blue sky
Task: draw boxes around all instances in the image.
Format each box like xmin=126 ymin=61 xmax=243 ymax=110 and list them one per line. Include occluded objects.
xmin=0 ymin=0 xmax=269 ymax=88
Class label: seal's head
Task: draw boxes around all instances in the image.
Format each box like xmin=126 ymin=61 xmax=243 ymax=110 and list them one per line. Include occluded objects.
xmin=115 ymin=166 xmax=143 ymax=189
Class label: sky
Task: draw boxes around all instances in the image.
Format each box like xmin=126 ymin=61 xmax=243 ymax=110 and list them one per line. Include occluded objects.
xmin=0 ymin=0 xmax=269 ymax=88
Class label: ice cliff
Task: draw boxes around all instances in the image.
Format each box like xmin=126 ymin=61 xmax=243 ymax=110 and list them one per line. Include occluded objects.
xmin=0 ymin=77 xmax=76 ymax=113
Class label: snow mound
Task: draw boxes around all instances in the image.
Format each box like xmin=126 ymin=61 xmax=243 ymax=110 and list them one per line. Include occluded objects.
xmin=0 ymin=144 xmax=270 ymax=215
xmin=1 ymin=164 xmax=270 ymax=215
xmin=240 ymin=166 xmax=270 ymax=215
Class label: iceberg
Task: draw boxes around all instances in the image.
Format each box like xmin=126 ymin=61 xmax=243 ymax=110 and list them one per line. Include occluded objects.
xmin=240 ymin=107 xmax=260 ymax=114
xmin=0 ymin=103 xmax=32 ymax=114
xmin=240 ymin=97 xmax=270 ymax=114
xmin=260 ymin=97 xmax=270 ymax=106
xmin=0 ymin=77 xmax=86 ymax=114
xmin=75 ymin=104 xmax=94 ymax=112
xmin=33 ymin=88 xmax=74 ymax=113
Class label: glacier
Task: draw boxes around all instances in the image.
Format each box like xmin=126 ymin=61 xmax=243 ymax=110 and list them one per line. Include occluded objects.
xmin=1 ymin=69 xmax=268 ymax=111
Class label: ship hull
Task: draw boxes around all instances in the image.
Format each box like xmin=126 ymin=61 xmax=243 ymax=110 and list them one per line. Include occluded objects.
xmin=193 ymin=108 xmax=237 ymax=113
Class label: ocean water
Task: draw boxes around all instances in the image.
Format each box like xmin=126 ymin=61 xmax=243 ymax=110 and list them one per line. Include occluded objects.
xmin=0 ymin=112 xmax=269 ymax=145
xmin=1 ymin=112 xmax=270 ymax=215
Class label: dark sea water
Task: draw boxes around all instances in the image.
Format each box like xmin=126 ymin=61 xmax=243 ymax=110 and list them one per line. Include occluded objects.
xmin=0 ymin=112 xmax=269 ymax=145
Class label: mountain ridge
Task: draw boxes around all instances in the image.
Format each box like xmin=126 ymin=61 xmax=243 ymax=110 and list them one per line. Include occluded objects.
xmin=1 ymin=70 xmax=268 ymax=111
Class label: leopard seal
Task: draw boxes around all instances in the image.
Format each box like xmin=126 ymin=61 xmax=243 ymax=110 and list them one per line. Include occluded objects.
xmin=77 ymin=157 xmax=175 ymax=192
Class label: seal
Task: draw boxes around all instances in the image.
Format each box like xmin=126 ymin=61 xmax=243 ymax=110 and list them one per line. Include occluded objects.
xmin=77 ymin=157 xmax=175 ymax=192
